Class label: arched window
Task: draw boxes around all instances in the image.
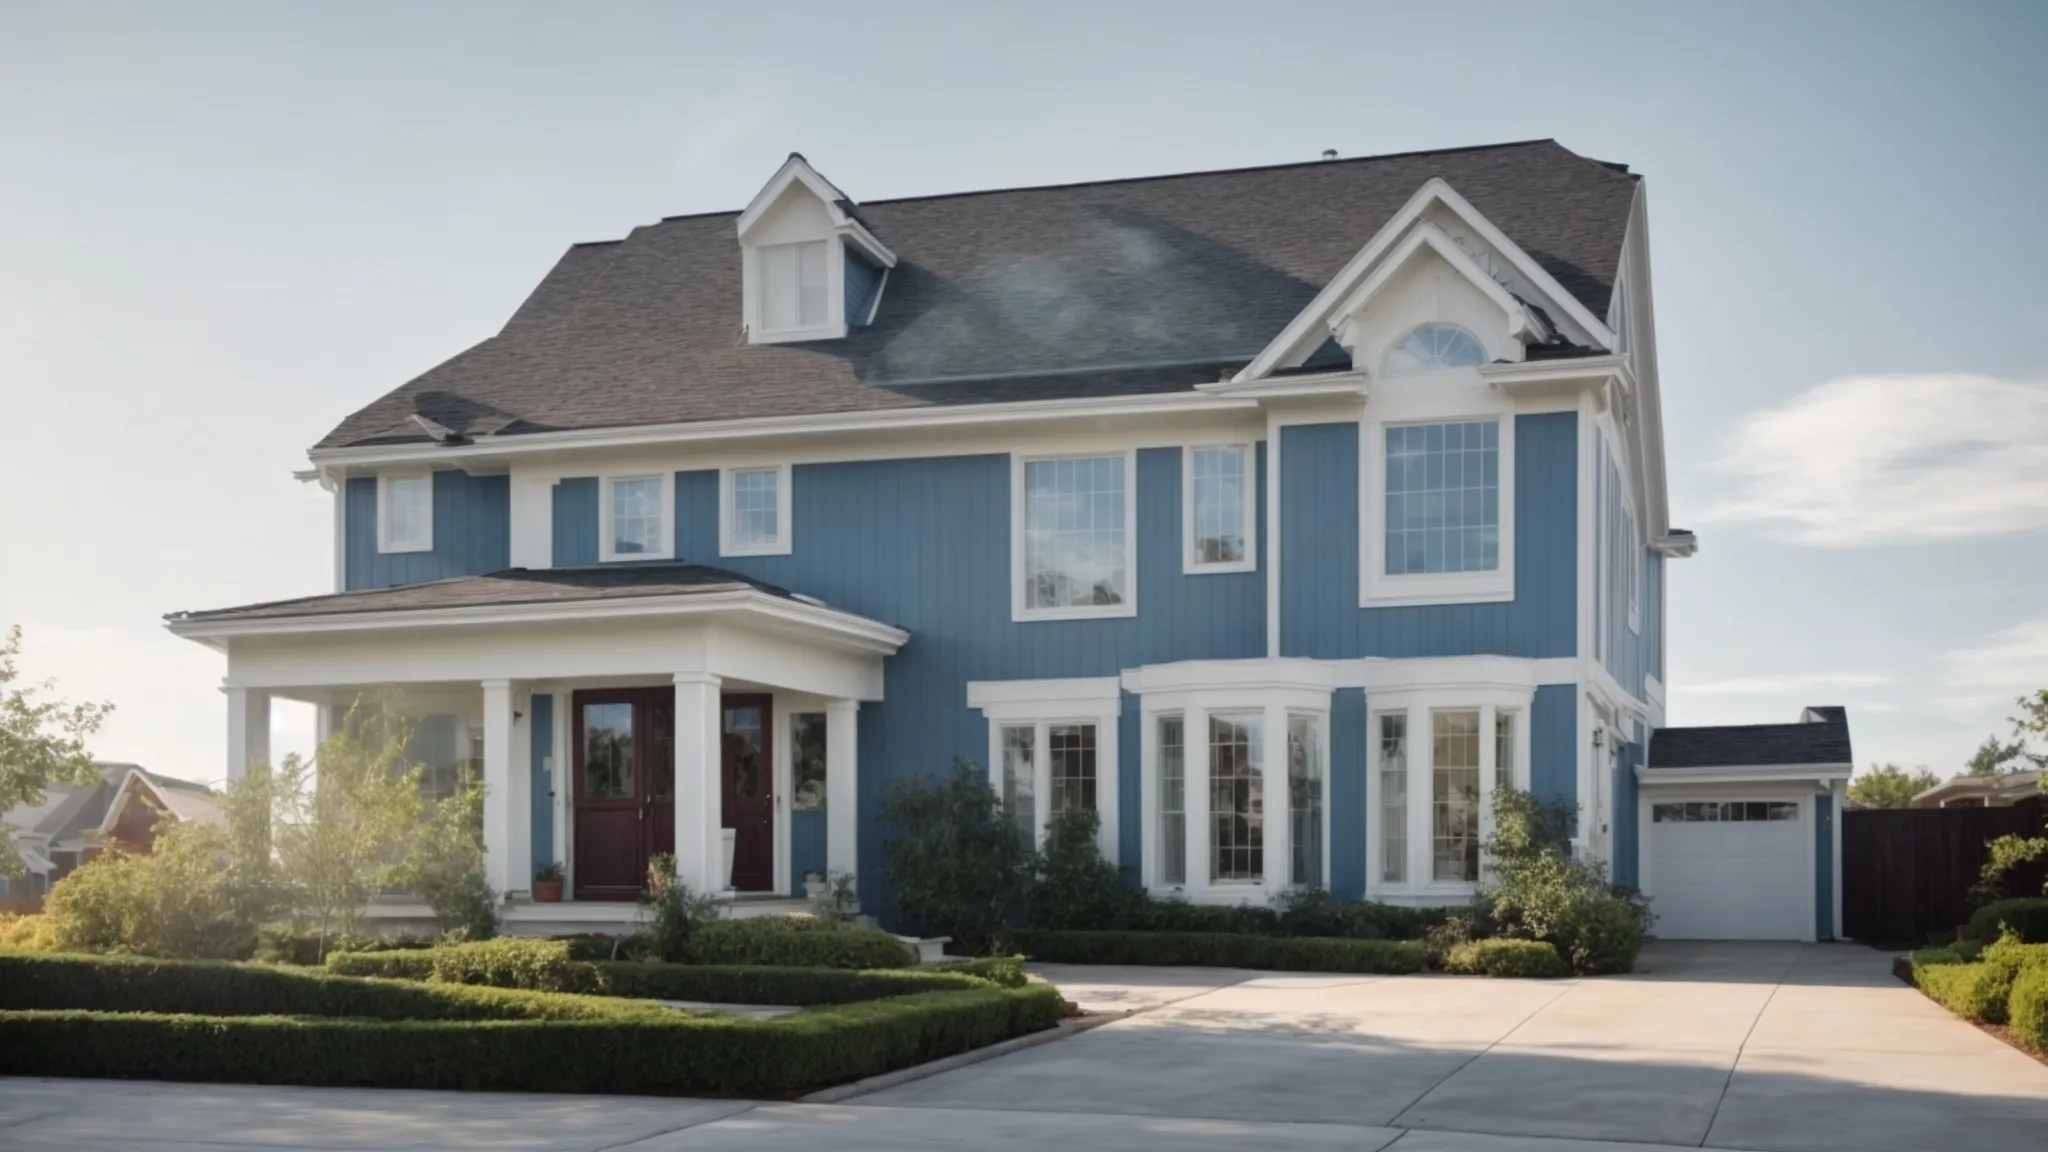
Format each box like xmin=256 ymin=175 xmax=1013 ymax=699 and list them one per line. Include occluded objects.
xmin=1382 ymin=323 xmax=1489 ymax=375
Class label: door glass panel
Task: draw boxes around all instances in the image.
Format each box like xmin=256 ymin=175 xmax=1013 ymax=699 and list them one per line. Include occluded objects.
xmin=651 ymin=702 xmax=674 ymax=799
xmin=725 ymin=706 xmax=763 ymax=799
xmin=584 ymin=702 xmax=634 ymax=798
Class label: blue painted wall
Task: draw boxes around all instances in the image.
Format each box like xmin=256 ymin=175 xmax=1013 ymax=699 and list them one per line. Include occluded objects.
xmin=557 ymin=447 xmax=1267 ymax=920
xmin=529 ymin=694 xmax=555 ymax=878
xmin=344 ymin=472 xmax=510 ymax=590
xmin=1328 ymin=688 xmax=1367 ymax=900
xmin=1815 ymin=792 xmax=1835 ymax=940
xmin=1613 ymin=731 xmax=1642 ymax=889
xmin=1531 ymin=684 xmax=1578 ymax=811
xmin=845 ymin=253 xmax=884 ymax=326
xmin=1279 ymin=414 xmax=1578 ymax=660
xmin=790 ymin=812 xmax=826 ymax=894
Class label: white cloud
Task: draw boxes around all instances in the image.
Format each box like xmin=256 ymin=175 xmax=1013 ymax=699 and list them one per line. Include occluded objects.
xmin=1937 ymin=616 xmax=2048 ymax=717
xmin=1698 ymin=374 xmax=2048 ymax=546
xmin=1679 ymin=672 xmax=1889 ymax=696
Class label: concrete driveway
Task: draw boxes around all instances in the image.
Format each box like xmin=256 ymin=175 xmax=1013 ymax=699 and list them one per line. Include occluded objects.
xmin=4 ymin=943 xmax=2045 ymax=1151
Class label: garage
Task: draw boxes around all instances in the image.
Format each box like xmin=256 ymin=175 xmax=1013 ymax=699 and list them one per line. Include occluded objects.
xmin=1637 ymin=707 xmax=1853 ymax=943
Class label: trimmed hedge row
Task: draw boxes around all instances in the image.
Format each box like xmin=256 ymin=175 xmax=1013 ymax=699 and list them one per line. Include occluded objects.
xmin=1008 ymin=930 xmax=1427 ymax=974
xmin=0 ymin=952 xmax=1064 ymax=1097
xmin=685 ymin=918 xmax=916 ymax=969
xmin=328 ymin=945 xmax=1001 ymax=1006
xmin=1443 ymin=938 xmax=1567 ymax=979
xmin=1970 ymin=898 xmax=2048 ymax=945
xmin=1916 ymin=960 xmax=2015 ymax=1024
xmin=2011 ymin=965 xmax=2048 ymax=1054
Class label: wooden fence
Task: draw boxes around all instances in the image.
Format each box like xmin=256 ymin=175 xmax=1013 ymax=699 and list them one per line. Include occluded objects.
xmin=1842 ymin=802 xmax=2047 ymax=945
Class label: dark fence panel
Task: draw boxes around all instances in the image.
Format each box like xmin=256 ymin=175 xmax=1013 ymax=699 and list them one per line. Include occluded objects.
xmin=1843 ymin=802 xmax=2047 ymax=945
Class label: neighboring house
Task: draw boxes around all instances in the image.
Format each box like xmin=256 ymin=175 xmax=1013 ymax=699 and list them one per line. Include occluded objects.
xmin=164 ymin=139 xmax=1849 ymax=941
xmin=1 ymin=763 xmax=220 ymax=904
xmin=1911 ymin=770 xmax=2044 ymax=809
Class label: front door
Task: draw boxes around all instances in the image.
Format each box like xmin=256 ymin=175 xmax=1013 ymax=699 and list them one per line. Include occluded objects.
xmin=572 ymin=688 xmax=676 ymax=900
xmin=722 ymin=694 xmax=775 ymax=892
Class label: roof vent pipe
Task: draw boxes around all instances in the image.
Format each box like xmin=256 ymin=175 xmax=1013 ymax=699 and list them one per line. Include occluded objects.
xmin=1321 ymin=149 xmax=1338 ymax=160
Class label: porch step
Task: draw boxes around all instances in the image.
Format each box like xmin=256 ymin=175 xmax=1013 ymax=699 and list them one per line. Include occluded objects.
xmin=895 ymin=934 xmax=952 ymax=965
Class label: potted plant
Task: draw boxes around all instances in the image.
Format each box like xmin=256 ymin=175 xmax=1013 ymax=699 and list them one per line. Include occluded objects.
xmin=803 ymin=871 xmax=828 ymax=900
xmin=533 ymin=862 xmax=565 ymax=903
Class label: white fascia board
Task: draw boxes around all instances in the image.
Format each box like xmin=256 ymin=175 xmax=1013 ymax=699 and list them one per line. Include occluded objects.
xmin=1197 ymin=371 xmax=1368 ymax=400
xmin=90 ymin=769 xmax=157 ymax=836
xmin=1330 ymin=222 xmax=1544 ymax=342
xmin=1652 ymin=533 xmax=1698 ymax=558
xmin=839 ymin=219 xmax=897 ymax=268
xmin=966 ymin=677 xmax=1123 ymax=720
xmin=1235 ymin=177 xmax=1613 ymax=383
xmin=1117 ymin=654 xmax=1578 ymax=697
xmin=1635 ymin=763 xmax=1854 ymax=786
xmin=307 ymin=391 xmax=1262 ymax=471
xmin=1120 ymin=657 xmax=1338 ymax=697
xmin=737 ymin=155 xmax=897 ymax=267
xmin=164 ymin=590 xmax=909 ymax=656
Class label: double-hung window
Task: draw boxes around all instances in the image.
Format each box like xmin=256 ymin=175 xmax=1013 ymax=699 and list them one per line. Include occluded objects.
xmin=1015 ymin=453 xmax=1135 ymax=620
xmin=1184 ymin=444 xmax=1255 ymax=573
xmin=1369 ymin=694 xmax=1526 ymax=899
xmin=757 ymin=241 xmax=829 ymax=335
xmin=969 ymin=679 xmax=1122 ymax=858
xmin=377 ymin=473 xmax=433 ymax=554
xmin=721 ymin=465 xmax=792 ymax=556
xmin=602 ymin=475 xmax=672 ymax=561
xmin=1208 ymin=712 xmax=1265 ymax=883
xmin=1362 ymin=398 xmax=1515 ymax=606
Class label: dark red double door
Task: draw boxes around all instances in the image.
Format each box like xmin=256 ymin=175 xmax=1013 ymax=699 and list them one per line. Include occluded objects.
xmin=572 ymin=688 xmax=774 ymax=899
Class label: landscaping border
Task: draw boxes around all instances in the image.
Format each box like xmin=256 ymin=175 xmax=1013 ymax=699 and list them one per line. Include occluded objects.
xmin=1007 ymin=929 xmax=1427 ymax=973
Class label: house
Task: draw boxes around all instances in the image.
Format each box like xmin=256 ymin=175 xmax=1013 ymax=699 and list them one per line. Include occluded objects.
xmin=164 ymin=139 xmax=1850 ymax=941
xmin=1911 ymin=770 xmax=2044 ymax=809
xmin=1 ymin=763 xmax=220 ymax=906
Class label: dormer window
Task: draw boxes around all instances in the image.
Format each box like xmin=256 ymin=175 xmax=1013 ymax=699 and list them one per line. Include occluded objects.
xmin=759 ymin=241 xmax=829 ymax=334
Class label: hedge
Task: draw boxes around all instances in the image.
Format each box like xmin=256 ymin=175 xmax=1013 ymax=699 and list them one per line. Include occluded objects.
xmin=1914 ymin=961 xmax=2013 ymax=1024
xmin=1969 ymin=898 xmax=2048 ymax=945
xmin=1008 ymin=930 xmax=1427 ymax=973
xmin=927 ymin=955 xmax=1030 ymax=988
xmin=329 ymin=944 xmax=1001 ymax=1006
xmin=685 ymin=918 xmax=915 ymax=969
xmin=2011 ymin=964 xmax=2048 ymax=1055
xmin=1443 ymin=938 xmax=1566 ymax=979
xmin=0 ymin=953 xmax=1063 ymax=1097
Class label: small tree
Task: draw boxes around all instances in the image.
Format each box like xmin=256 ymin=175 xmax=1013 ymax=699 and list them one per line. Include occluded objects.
xmin=1482 ymin=787 xmax=1652 ymax=975
xmin=881 ymin=759 xmax=1027 ymax=952
xmin=271 ymin=697 xmax=424 ymax=948
xmin=1848 ymin=763 xmax=1942 ymax=809
xmin=2011 ymin=689 xmax=2048 ymax=772
xmin=391 ymin=779 xmax=496 ymax=939
xmin=1025 ymin=808 xmax=1127 ymax=930
xmin=0 ymin=626 xmax=113 ymax=877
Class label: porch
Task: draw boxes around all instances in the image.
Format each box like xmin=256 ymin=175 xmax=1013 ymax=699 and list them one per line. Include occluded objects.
xmin=164 ymin=564 xmax=908 ymax=904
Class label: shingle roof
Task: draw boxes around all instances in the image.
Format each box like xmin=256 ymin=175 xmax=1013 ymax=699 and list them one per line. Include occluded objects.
xmin=317 ymin=139 xmax=1638 ymax=450
xmin=166 ymin=564 xmax=816 ymax=624
xmin=1648 ymin=708 xmax=1854 ymax=770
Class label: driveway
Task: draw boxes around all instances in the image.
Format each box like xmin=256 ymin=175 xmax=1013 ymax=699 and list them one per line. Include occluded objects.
xmin=4 ymin=943 xmax=2045 ymax=1151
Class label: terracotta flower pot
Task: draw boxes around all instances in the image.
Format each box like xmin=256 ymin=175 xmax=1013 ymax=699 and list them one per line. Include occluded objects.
xmin=533 ymin=879 xmax=564 ymax=903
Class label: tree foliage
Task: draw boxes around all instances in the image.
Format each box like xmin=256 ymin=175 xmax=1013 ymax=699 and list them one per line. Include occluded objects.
xmin=0 ymin=626 xmax=114 ymax=877
xmin=880 ymin=759 xmax=1027 ymax=952
xmin=1848 ymin=762 xmax=1943 ymax=809
xmin=1967 ymin=735 xmax=2026 ymax=778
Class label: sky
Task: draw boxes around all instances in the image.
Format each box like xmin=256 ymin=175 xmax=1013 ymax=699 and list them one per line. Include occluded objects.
xmin=2 ymin=0 xmax=2046 ymax=787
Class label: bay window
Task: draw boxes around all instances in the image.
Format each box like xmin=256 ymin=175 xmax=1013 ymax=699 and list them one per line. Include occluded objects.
xmin=1367 ymin=689 xmax=1530 ymax=902
xmin=1157 ymin=714 xmax=1186 ymax=885
xmin=1208 ymin=713 xmax=1264 ymax=883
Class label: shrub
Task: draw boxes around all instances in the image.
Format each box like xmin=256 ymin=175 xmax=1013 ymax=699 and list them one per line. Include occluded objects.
xmin=928 ymin=955 xmax=1030 ymax=988
xmin=1916 ymin=961 xmax=2013 ymax=1023
xmin=2011 ymin=965 xmax=2048 ymax=1055
xmin=881 ymin=760 xmax=1027 ymax=952
xmin=390 ymin=780 xmax=497 ymax=940
xmin=642 ymin=855 xmax=721 ymax=962
xmin=1911 ymin=938 xmax=1986 ymax=968
xmin=1553 ymin=896 xmax=1648 ymax=976
xmin=1969 ymin=898 xmax=2048 ymax=945
xmin=1967 ymin=834 xmax=2048 ymax=910
xmin=351 ymin=937 xmax=598 ymax=993
xmin=686 ymin=917 xmax=915 ymax=969
xmin=254 ymin=927 xmax=434 ymax=966
xmin=1025 ymin=809 xmax=1131 ymax=931
xmin=1122 ymin=899 xmax=1278 ymax=936
xmin=1481 ymin=787 xmax=1653 ymax=974
xmin=1009 ymin=930 xmax=1426 ymax=974
xmin=42 ymin=814 xmax=272 ymax=960
xmin=1444 ymin=938 xmax=1566 ymax=978
xmin=0 ymin=913 xmax=55 ymax=952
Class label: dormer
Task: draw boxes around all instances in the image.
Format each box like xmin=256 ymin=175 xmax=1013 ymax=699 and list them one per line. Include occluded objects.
xmin=737 ymin=153 xmax=897 ymax=344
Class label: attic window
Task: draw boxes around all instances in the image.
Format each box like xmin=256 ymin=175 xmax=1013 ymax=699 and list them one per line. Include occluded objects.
xmin=760 ymin=241 xmax=829 ymax=333
xmin=1383 ymin=323 xmax=1488 ymax=375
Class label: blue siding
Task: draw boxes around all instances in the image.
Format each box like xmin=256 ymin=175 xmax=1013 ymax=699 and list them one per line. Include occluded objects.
xmin=1279 ymin=414 xmax=1577 ymax=659
xmin=1328 ymin=687 xmax=1367 ymax=900
xmin=1613 ymin=731 xmax=1641 ymax=889
xmin=1531 ymin=684 xmax=1578 ymax=811
xmin=551 ymin=478 xmax=599 ymax=567
xmin=1815 ymin=793 xmax=1835 ymax=940
xmin=790 ymin=812 xmax=827 ymax=894
xmin=845 ymin=253 xmax=884 ymax=327
xmin=344 ymin=472 xmax=510 ymax=590
xmin=529 ymin=694 xmax=555 ymax=877
xmin=1643 ymin=552 xmax=1664 ymax=686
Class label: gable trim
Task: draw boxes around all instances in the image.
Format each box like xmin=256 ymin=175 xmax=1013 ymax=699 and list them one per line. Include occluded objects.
xmin=1330 ymin=221 xmax=1550 ymax=348
xmin=736 ymin=155 xmax=897 ymax=268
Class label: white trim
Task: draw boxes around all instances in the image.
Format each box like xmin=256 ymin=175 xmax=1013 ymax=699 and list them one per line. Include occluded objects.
xmin=1831 ymin=778 xmax=1845 ymax=940
xmin=1010 ymin=450 xmax=1139 ymax=622
xmin=1624 ymin=498 xmax=1641 ymax=635
xmin=1182 ymin=442 xmax=1258 ymax=575
xmin=1359 ymin=378 xmax=1516 ymax=606
xmin=330 ymin=478 xmax=346 ymax=591
xmin=1637 ymin=763 xmax=1853 ymax=786
xmin=376 ymin=472 xmax=433 ymax=554
xmin=599 ymin=473 xmax=675 ymax=563
xmin=719 ymin=464 xmax=794 ymax=557
xmin=1264 ymin=416 xmax=1281 ymax=656
xmin=736 ymin=154 xmax=896 ymax=267
xmin=750 ymin=239 xmax=838 ymax=344
xmin=1329 ymin=222 xmax=1550 ymax=348
xmin=968 ymin=678 xmax=1122 ymax=861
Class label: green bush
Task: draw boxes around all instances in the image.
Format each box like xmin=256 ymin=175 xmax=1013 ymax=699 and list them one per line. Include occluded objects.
xmin=1025 ymin=809 xmax=1132 ymax=931
xmin=1552 ymin=896 xmax=1648 ymax=976
xmin=686 ymin=917 xmax=915 ymax=969
xmin=255 ymin=927 xmax=434 ymax=966
xmin=41 ymin=798 xmax=275 ymax=961
xmin=1481 ymin=788 xmax=1653 ymax=974
xmin=1009 ymin=930 xmax=1426 ymax=974
xmin=2010 ymin=965 xmax=2048 ymax=1055
xmin=1916 ymin=960 xmax=2014 ymax=1024
xmin=389 ymin=780 xmax=497 ymax=940
xmin=881 ymin=760 xmax=1029 ymax=952
xmin=928 ymin=955 xmax=1030 ymax=988
xmin=0 ymin=953 xmax=1064 ymax=1097
xmin=1444 ymin=938 xmax=1566 ymax=978
xmin=1911 ymin=938 xmax=1986 ymax=967
xmin=329 ymin=937 xmax=600 ymax=993
xmin=1969 ymin=898 xmax=2048 ymax=945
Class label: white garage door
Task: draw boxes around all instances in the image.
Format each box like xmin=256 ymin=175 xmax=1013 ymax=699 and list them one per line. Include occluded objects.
xmin=1646 ymin=799 xmax=1809 ymax=941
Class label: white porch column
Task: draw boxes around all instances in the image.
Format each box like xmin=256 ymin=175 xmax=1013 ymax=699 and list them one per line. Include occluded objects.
xmin=673 ymin=673 xmax=725 ymax=894
xmin=825 ymin=699 xmax=860 ymax=879
xmin=224 ymin=687 xmax=270 ymax=784
xmin=481 ymin=679 xmax=516 ymax=898
xmin=508 ymin=689 xmax=533 ymax=897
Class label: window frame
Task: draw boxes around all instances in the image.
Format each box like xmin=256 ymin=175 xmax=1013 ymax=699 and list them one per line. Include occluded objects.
xmin=967 ymin=678 xmax=1122 ymax=860
xmin=719 ymin=464 xmax=793 ymax=557
xmin=1359 ymin=381 xmax=1516 ymax=607
xmin=1011 ymin=450 xmax=1139 ymax=622
xmin=1381 ymin=322 xmax=1491 ymax=376
xmin=599 ymin=472 xmax=675 ymax=562
xmin=1182 ymin=442 xmax=1257 ymax=575
xmin=754 ymin=239 xmax=832 ymax=338
xmin=376 ymin=472 xmax=434 ymax=554
xmin=1623 ymin=497 xmax=1641 ymax=635
xmin=1365 ymin=686 xmax=1531 ymax=904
